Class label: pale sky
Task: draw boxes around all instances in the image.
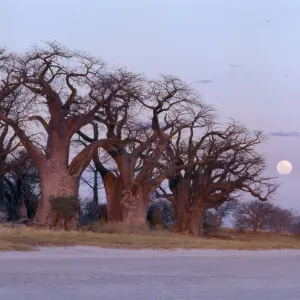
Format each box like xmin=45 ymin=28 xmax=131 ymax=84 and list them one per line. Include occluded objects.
xmin=1 ymin=0 xmax=300 ymax=209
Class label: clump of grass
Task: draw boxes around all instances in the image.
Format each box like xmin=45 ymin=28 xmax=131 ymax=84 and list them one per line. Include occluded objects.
xmin=0 ymin=240 xmax=34 ymax=252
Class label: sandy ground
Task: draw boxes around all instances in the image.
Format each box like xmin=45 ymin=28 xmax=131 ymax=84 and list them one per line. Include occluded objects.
xmin=1 ymin=247 xmax=300 ymax=300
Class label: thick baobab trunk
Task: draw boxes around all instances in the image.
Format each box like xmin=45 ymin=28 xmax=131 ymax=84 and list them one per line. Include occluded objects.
xmin=188 ymin=210 xmax=199 ymax=236
xmin=120 ymin=186 xmax=150 ymax=224
xmin=188 ymin=209 xmax=205 ymax=237
xmin=103 ymin=174 xmax=149 ymax=224
xmin=102 ymin=173 xmax=148 ymax=224
xmin=187 ymin=196 xmax=206 ymax=237
xmin=93 ymin=153 xmax=122 ymax=222
xmin=172 ymin=179 xmax=190 ymax=232
xmin=34 ymin=160 xmax=79 ymax=230
xmin=102 ymin=172 xmax=122 ymax=222
xmin=174 ymin=196 xmax=188 ymax=232
xmin=110 ymin=153 xmax=149 ymax=224
xmin=174 ymin=204 xmax=188 ymax=232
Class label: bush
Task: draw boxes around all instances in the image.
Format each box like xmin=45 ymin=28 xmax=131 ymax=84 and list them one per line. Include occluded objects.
xmin=0 ymin=211 xmax=7 ymax=223
xmin=204 ymin=202 xmax=235 ymax=235
xmin=147 ymin=198 xmax=174 ymax=229
xmin=290 ymin=214 xmax=300 ymax=236
xmin=268 ymin=206 xmax=294 ymax=233
xmin=203 ymin=210 xmax=219 ymax=234
xmin=79 ymin=201 xmax=107 ymax=226
xmin=49 ymin=196 xmax=80 ymax=220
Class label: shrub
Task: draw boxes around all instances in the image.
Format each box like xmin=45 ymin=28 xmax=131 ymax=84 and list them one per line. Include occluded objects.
xmin=49 ymin=196 xmax=80 ymax=220
xmin=79 ymin=201 xmax=107 ymax=226
xmin=147 ymin=198 xmax=174 ymax=229
xmin=0 ymin=211 xmax=7 ymax=223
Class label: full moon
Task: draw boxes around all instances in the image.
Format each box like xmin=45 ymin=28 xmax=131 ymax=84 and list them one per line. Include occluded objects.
xmin=277 ymin=160 xmax=292 ymax=175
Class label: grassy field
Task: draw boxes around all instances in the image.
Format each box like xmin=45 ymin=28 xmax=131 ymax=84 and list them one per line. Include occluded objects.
xmin=1 ymin=223 xmax=300 ymax=252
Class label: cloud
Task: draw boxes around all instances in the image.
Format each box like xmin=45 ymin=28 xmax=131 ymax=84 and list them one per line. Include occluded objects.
xmin=269 ymin=132 xmax=300 ymax=137
xmin=229 ymin=64 xmax=242 ymax=68
xmin=194 ymin=79 xmax=212 ymax=84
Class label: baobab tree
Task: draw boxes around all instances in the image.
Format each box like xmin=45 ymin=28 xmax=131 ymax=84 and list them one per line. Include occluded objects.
xmin=162 ymin=122 xmax=278 ymax=236
xmin=78 ymin=75 xmax=215 ymax=224
xmin=0 ymin=42 xmax=140 ymax=228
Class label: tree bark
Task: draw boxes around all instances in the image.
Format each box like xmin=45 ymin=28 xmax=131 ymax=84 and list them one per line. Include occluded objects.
xmin=108 ymin=153 xmax=150 ymax=224
xmin=120 ymin=185 xmax=150 ymax=224
xmin=102 ymin=172 xmax=122 ymax=222
xmin=188 ymin=210 xmax=199 ymax=236
xmin=34 ymin=159 xmax=79 ymax=229
xmin=93 ymin=152 xmax=122 ymax=222
xmin=170 ymin=178 xmax=190 ymax=232
xmin=188 ymin=208 xmax=205 ymax=237
xmin=32 ymin=136 xmax=120 ymax=229
xmin=100 ymin=171 xmax=149 ymax=224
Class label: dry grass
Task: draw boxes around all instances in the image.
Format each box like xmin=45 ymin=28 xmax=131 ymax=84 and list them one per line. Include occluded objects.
xmin=0 ymin=240 xmax=35 ymax=252
xmin=1 ymin=223 xmax=300 ymax=252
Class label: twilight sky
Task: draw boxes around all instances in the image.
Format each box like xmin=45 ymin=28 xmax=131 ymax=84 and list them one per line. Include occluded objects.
xmin=1 ymin=0 xmax=300 ymax=209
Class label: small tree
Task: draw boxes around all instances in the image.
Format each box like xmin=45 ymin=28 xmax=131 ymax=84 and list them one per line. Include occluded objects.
xmin=291 ymin=213 xmax=300 ymax=236
xmin=233 ymin=200 xmax=276 ymax=233
xmin=267 ymin=206 xmax=294 ymax=233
